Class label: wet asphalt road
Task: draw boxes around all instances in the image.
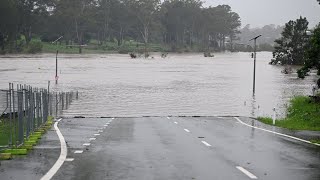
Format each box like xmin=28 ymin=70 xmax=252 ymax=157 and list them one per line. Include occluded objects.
xmin=52 ymin=117 xmax=320 ymax=180
xmin=1 ymin=117 xmax=320 ymax=180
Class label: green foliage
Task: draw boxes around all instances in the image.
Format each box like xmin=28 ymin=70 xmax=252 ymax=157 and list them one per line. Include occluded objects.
xmin=26 ymin=41 xmax=43 ymax=54
xmin=271 ymin=17 xmax=309 ymax=65
xmin=297 ymin=23 xmax=320 ymax=86
xmin=258 ymin=96 xmax=320 ymax=131
xmin=1 ymin=0 xmax=244 ymax=53
xmin=257 ymin=117 xmax=273 ymax=125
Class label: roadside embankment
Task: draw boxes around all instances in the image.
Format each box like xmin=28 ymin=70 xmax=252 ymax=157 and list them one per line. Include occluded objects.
xmin=257 ymin=96 xmax=320 ymax=143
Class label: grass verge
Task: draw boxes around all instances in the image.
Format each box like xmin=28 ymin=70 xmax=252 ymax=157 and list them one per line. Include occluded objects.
xmin=257 ymin=96 xmax=320 ymax=131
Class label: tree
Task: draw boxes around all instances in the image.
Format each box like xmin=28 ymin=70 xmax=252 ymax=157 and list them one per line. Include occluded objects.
xmin=128 ymin=0 xmax=161 ymax=57
xmin=0 ymin=0 xmax=18 ymax=52
xmin=297 ymin=24 xmax=320 ymax=85
xmin=270 ymin=17 xmax=309 ymax=65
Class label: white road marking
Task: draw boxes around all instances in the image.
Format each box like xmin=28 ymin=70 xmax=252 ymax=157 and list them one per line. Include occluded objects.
xmin=40 ymin=120 xmax=67 ymax=180
xmin=236 ymin=166 xmax=258 ymax=179
xmin=94 ymin=134 xmax=100 ymax=136
xmin=65 ymin=158 xmax=74 ymax=162
xmin=98 ymin=130 xmax=103 ymax=133
xmin=74 ymin=150 xmax=83 ymax=154
xmin=112 ymin=118 xmax=115 ymax=120
xmin=184 ymin=129 xmax=190 ymax=133
xmin=106 ymin=123 xmax=110 ymax=125
xmin=83 ymin=143 xmax=91 ymax=146
xmin=57 ymin=118 xmax=62 ymax=122
xmin=234 ymin=117 xmax=320 ymax=146
xmin=201 ymin=141 xmax=212 ymax=147
xmin=89 ymin=138 xmax=96 ymax=141
xmin=167 ymin=117 xmax=170 ymax=119
xmin=174 ymin=122 xmax=178 ymax=124
xmin=104 ymin=125 xmax=108 ymax=127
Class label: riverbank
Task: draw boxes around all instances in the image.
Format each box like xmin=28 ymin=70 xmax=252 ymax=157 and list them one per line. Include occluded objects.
xmin=257 ymin=96 xmax=320 ymax=142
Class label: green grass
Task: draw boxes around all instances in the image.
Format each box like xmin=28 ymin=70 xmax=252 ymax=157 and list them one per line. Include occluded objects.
xmin=41 ymin=39 xmax=168 ymax=54
xmin=257 ymin=96 xmax=320 ymax=131
xmin=0 ymin=119 xmax=16 ymax=147
xmin=311 ymin=139 xmax=320 ymax=144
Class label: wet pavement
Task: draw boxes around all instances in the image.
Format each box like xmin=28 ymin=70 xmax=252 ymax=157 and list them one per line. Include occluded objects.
xmin=2 ymin=116 xmax=319 ymax=180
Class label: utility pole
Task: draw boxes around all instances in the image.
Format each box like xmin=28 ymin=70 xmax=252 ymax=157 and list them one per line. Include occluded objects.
xmin=249 ymin=35 xmax=262 ymax=95
xmin=52 ymin=36 xmax=63 ymax=85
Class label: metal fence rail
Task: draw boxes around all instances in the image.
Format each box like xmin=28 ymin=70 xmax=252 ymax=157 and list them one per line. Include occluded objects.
xmin=0 ymin=83 xmax=79 ymax=150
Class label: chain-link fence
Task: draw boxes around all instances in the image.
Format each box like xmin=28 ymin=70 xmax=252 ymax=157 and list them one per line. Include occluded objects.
xmin=0 ymin=83 xmax=79 ymax=150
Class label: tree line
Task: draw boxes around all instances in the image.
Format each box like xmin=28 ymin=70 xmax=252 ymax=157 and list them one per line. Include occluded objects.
xmin=0 ymin=0 xmax=242 ymax=54
xmin=271 ymin=0 xmax=320 ymax=88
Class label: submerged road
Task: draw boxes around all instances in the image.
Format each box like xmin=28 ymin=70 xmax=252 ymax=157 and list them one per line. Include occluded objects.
xmin=48 ymin=116 xmax=320 ymax=180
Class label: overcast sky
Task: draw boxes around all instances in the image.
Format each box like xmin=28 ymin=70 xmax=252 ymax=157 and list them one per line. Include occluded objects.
xmin=204 ymin=0 xmax=320 ymax=28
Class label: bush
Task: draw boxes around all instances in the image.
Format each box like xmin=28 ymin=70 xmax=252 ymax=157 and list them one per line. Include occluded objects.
xmin=27 ymin=42 xmax=43 ymax=54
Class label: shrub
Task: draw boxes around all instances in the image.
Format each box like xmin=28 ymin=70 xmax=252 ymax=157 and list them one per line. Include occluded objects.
xmin=27 ymin=42 xmax=43 ymax=54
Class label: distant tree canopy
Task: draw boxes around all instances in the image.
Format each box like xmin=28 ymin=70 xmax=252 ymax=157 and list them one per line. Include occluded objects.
xmin=0 ymin=0 xmax=242 ymax=53
xmin=270 ymin=17 xmax=309 ymax=65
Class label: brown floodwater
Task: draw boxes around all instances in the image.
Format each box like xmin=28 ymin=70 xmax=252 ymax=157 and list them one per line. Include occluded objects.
xmin=0 ymin=52 xmax=317 ymax=118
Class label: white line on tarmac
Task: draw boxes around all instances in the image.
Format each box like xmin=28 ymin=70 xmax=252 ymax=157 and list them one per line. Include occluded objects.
xmin=184 ymin=129 xmax=190 ymax=133
xmin=167 ymin=117 xmax=170 ymax=119
xmin=83 ymin=143 xmax=91 ymax=146
xmin=201 ymin=141 xmax=212 ymax=147
xmin=174 ymin=122 xmax=178 ymax=124
xmin=104 ymin=125 xmax=108 ymax=127
xmin=65 ymin=158 xmax=74 ymax=162
xmin=234 ymin=117 xmax=320 ymax=147
xmin=106 ymin=123 xmax=110 ymax=125
xmin=236 ymin=166 xmax=258 ymax=179
xmin=112 ymin=118 xmax=115 ymax=120
xmin=40 ymin=120 xmax=67 ymax=180
xmin=94 ymin=134 xmax=100 ymax=136
xmin=74 ymin=150 xmax=83 ymax=154
xmin=89 ymin=138 xmax=96 ymax=141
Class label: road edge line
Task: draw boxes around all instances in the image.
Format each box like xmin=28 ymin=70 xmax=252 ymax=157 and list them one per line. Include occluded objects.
xmin=234 ymin=117 xmax=320 ymax=147
xmin=40 ymin=118 xmax=67 ymax=180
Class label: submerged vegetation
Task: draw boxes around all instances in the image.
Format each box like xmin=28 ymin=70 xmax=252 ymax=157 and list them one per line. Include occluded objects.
xmin=257 ymin=96 xmax=320 ymax=131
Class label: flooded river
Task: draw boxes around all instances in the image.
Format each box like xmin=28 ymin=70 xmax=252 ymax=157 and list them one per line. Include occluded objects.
xmin=0 ymin=52 xmax=317 ymax=118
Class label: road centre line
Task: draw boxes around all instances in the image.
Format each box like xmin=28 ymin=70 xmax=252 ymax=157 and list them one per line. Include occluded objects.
xmin=89 ymin=138 xmax=96 ymax=141
xmin=83 ymin=143 xmax=91 ymax=146
xmin=74 ymin=150 xmax=83 ymax=154
xmin=167 ymin=117 xmax=170 ymax=119
xmin=40 ymin=119 xmax=67 ymax=180
xmin=65 ymin=158 xmax=74 ymax=162
xmin=174 ymin=122 xmax=178 ymax=124
xmin=184 ymin=129 xmax=190 ymax=133
xmin=236 ymin=166 xmax=258 ymax=179
xmin=201 ymin=141 xmax=212 ymax=147
xmin=94 ymin=134 xmax=100 ymax=136
xmin=234 ymin=117 xmax=320 ymax=146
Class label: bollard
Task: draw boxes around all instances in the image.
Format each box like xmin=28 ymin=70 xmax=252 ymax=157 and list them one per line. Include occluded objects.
xmin=272 ymin=107 xmax=276 ymax=125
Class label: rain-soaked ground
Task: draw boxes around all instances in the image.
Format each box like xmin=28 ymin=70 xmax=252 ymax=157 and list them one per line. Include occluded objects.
xmin=0 ymin=52 xmax=317 ymax=118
